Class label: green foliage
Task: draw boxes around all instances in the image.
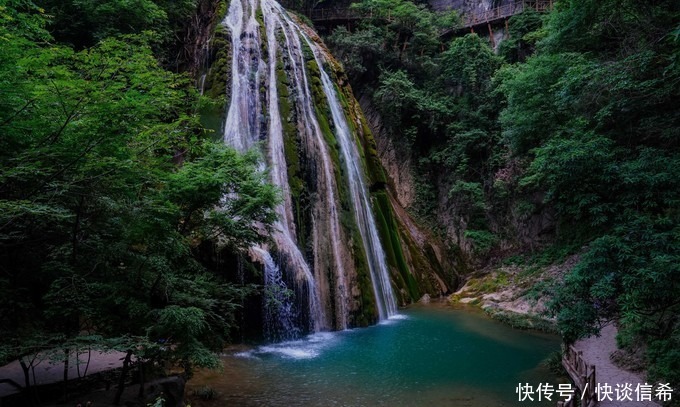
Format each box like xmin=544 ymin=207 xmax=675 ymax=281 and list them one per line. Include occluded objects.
xmin=498 ymin=10 xmax=545 ymax=63
xmin=441 ymin=34 xmax=502 ymax=94
xmin=463 ymin=229 xmax=498 ymax=257
xmin=327 ymin=0 xmax=680 ymax=389
xmin=329 ymin=3 xmax=505 ymax=258
xmin=192 ymin=385 xmax=218 ymax=400
xmin=648 ymin=332 xmax=680 ymax=396
xmin=35 ymin=0 xmax=200 ymax=69
xmin=0 ymin=1 xmax=277 ymax=378
xmin=550 ymin=216 xmax=680 ymax=344
xmin=542 ymin=350 xmax=565 ymax=376
xmin=0 ymin=0 xmax=51 ymax=41
xmin=327 ymin=0 xmax=456 ymax=83
xmin=373 ymin=70 xmax=421 ymax=136
xmin=351 ymin=0 xmax=444 ymax=61
xmin=468 ymin=271 xmax=508 ymax=294
xmin=497 ymin=0 xmax=680 ymax=390
xmin=498 ymin=53 xmax=574 ymax=155
xmin=324 ymin=25 xmax=383 ymax=80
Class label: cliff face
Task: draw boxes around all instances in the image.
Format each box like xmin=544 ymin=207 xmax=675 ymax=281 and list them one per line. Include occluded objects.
xmin=359 ymin=91 xmax=555 ymax=268
xmin=193 ymin=0 xmax=459 ymax=338
xmin=358 ymin=93 xmax=464 ymax=292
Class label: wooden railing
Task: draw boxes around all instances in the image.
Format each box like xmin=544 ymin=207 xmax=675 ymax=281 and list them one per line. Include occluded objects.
xmin=460 ymin=0 xmax=553 ymax=28
xmin=309 ymin=0 xmax=554 ymax=31
xmin=560 ymin=345 xmax=597 ymax=407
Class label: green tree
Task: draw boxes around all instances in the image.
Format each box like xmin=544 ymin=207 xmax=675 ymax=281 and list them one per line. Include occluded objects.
xmin=0 ymin=2 xmax=278 ymax=398
xmin=500 ymin=0 xmax=680 ymax=392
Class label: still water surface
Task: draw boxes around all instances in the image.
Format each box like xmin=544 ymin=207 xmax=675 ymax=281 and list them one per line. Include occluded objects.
xmin=189 ymin=304 xmax=562 ymax=406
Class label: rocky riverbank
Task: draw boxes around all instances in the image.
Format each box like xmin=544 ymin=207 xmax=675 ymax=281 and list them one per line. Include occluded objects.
xmin=449 ymin=254 xmax=581 ymax=333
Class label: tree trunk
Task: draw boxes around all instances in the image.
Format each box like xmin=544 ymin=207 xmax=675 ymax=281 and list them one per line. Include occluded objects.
xmin=19 ymin=358 xmax=30 ymax=389
xmin=62 ymin=348 xmax=69 ymax=402
xmin=137 ymin=360 xmax=146 ymax=399
xmin=113 ymin=350 xmax=133 ymax=405
xmin=71 ymin=195 xmax=84 ymax=265
xmin=18 ymin=358 xmax=37 ymax=407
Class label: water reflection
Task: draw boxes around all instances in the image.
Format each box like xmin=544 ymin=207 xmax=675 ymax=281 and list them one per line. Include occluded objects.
xmin=188 ymin=304 xmax=562 ymax=407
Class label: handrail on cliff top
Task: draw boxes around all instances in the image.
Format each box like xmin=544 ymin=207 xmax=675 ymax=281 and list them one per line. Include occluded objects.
xmin=309 ymin=0 xmax=554 ymax=32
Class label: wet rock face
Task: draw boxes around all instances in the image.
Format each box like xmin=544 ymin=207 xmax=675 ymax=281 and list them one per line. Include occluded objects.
xmin=197 ymin=0 xmax=460 ymax=336
xmin=359 ymin=94 xmax=416 ymax=210
xmin=144 ymin=376 xmax=185 ymax=407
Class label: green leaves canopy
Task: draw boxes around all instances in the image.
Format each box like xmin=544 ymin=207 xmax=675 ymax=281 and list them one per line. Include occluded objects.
xmin=499 ymin=0 xmax=680 ymax=389
xmin=0 ymin=1 xmax=278 ymax=374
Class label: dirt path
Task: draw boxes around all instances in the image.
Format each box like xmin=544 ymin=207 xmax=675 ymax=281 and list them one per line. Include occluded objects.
xmin=0 ymin=351 xmax=127 ymax=398
xmin=574 ymin=324 xmax=661 ymax=406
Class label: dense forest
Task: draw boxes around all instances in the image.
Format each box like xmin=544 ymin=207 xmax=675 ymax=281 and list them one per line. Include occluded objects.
xmin=0 ymin=0 xmax=280 ymax=385
xmin=325 ymin=0 xmax=680 ymax=393
xmin=1 ymin=0 xmax=679 ymax=404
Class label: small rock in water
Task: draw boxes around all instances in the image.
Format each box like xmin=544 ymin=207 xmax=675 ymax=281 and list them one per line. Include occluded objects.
xmin=419 ymin=294 xmax=431 ymax=303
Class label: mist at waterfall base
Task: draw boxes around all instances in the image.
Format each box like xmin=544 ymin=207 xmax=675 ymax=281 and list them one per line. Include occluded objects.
xmin=188 ymin=304 xmax=562 ymax=406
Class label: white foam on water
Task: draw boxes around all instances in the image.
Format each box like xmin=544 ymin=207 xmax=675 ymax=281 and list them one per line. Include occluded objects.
xmin=306 ymin=332 xmax=336 ymax=342
xmin=235 ymin=315 xmax=408 ymax=360
xmin=259 ymin=346 xmax=320 ymax=359
xmin=234 ymin=350 xmax=259 ymax=359
xmin=242 ymin=331 xmax=342 ymax=360
xmin=377 ymin=313 xmax=409 ymax=325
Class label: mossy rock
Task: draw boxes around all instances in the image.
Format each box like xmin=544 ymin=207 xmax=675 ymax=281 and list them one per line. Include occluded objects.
xmin=204 ymin=24 xmax=232 ymax=101
xmin=276 ymin=42 xmax=313 ymax=250
xmin=215 ymin=0 xmax=228 ymax=21
xmin=372 ymin=190 xmax=420 ymax=302
xmin=483 ymin=307 xmax=558 ymax=333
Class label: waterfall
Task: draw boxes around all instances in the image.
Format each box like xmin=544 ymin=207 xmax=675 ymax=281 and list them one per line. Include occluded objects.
xmin=264 ymin=0 xmax=351 ymax=329
xmin=221 ymin=0 xmax=397 ymax=336
xmin=223 ymin=0 xmax=326 ymax=335
xmin=300 ymin=35 xmax=398 ymax=319
xmin=223 ymin=0 xmax=262 ymax=152
xmin=252 ymin=247 xmax=300 ymax=341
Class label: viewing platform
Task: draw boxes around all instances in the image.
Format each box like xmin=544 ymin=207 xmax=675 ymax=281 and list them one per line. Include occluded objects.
xmin=458 ymin=0 xmax=553 ymax=32
xmin=309 ymin=0 xmax=554 ymax=34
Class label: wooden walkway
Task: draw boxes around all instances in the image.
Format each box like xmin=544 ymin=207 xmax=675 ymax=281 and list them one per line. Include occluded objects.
xmin=459 ymin=0 xmax=553 ymax=30
xmin=309 ymin=0 xmax=554 ymax=31
xmin=560 ymin=345 xmax=598 ymax=407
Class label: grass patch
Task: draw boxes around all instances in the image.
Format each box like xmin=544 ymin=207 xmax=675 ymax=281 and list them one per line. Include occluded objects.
xmin=484 ymin=307 xmax=557 ymax=333
xmin=467 ymin=271 xmax=510 ymax=294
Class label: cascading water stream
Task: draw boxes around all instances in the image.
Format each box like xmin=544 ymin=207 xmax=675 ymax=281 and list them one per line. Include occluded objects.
xmin=223 ymin=0 xmax=325 ymax=335
xmin=252 ymin=247 xmax=300 ymax=340
xmin=221 ymin=0 xmax=397 ymax=336
xmin=263 ymin=0 xmax=349 ymax=329
xmin=296 ymin=31 xmax=398 ymax=319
